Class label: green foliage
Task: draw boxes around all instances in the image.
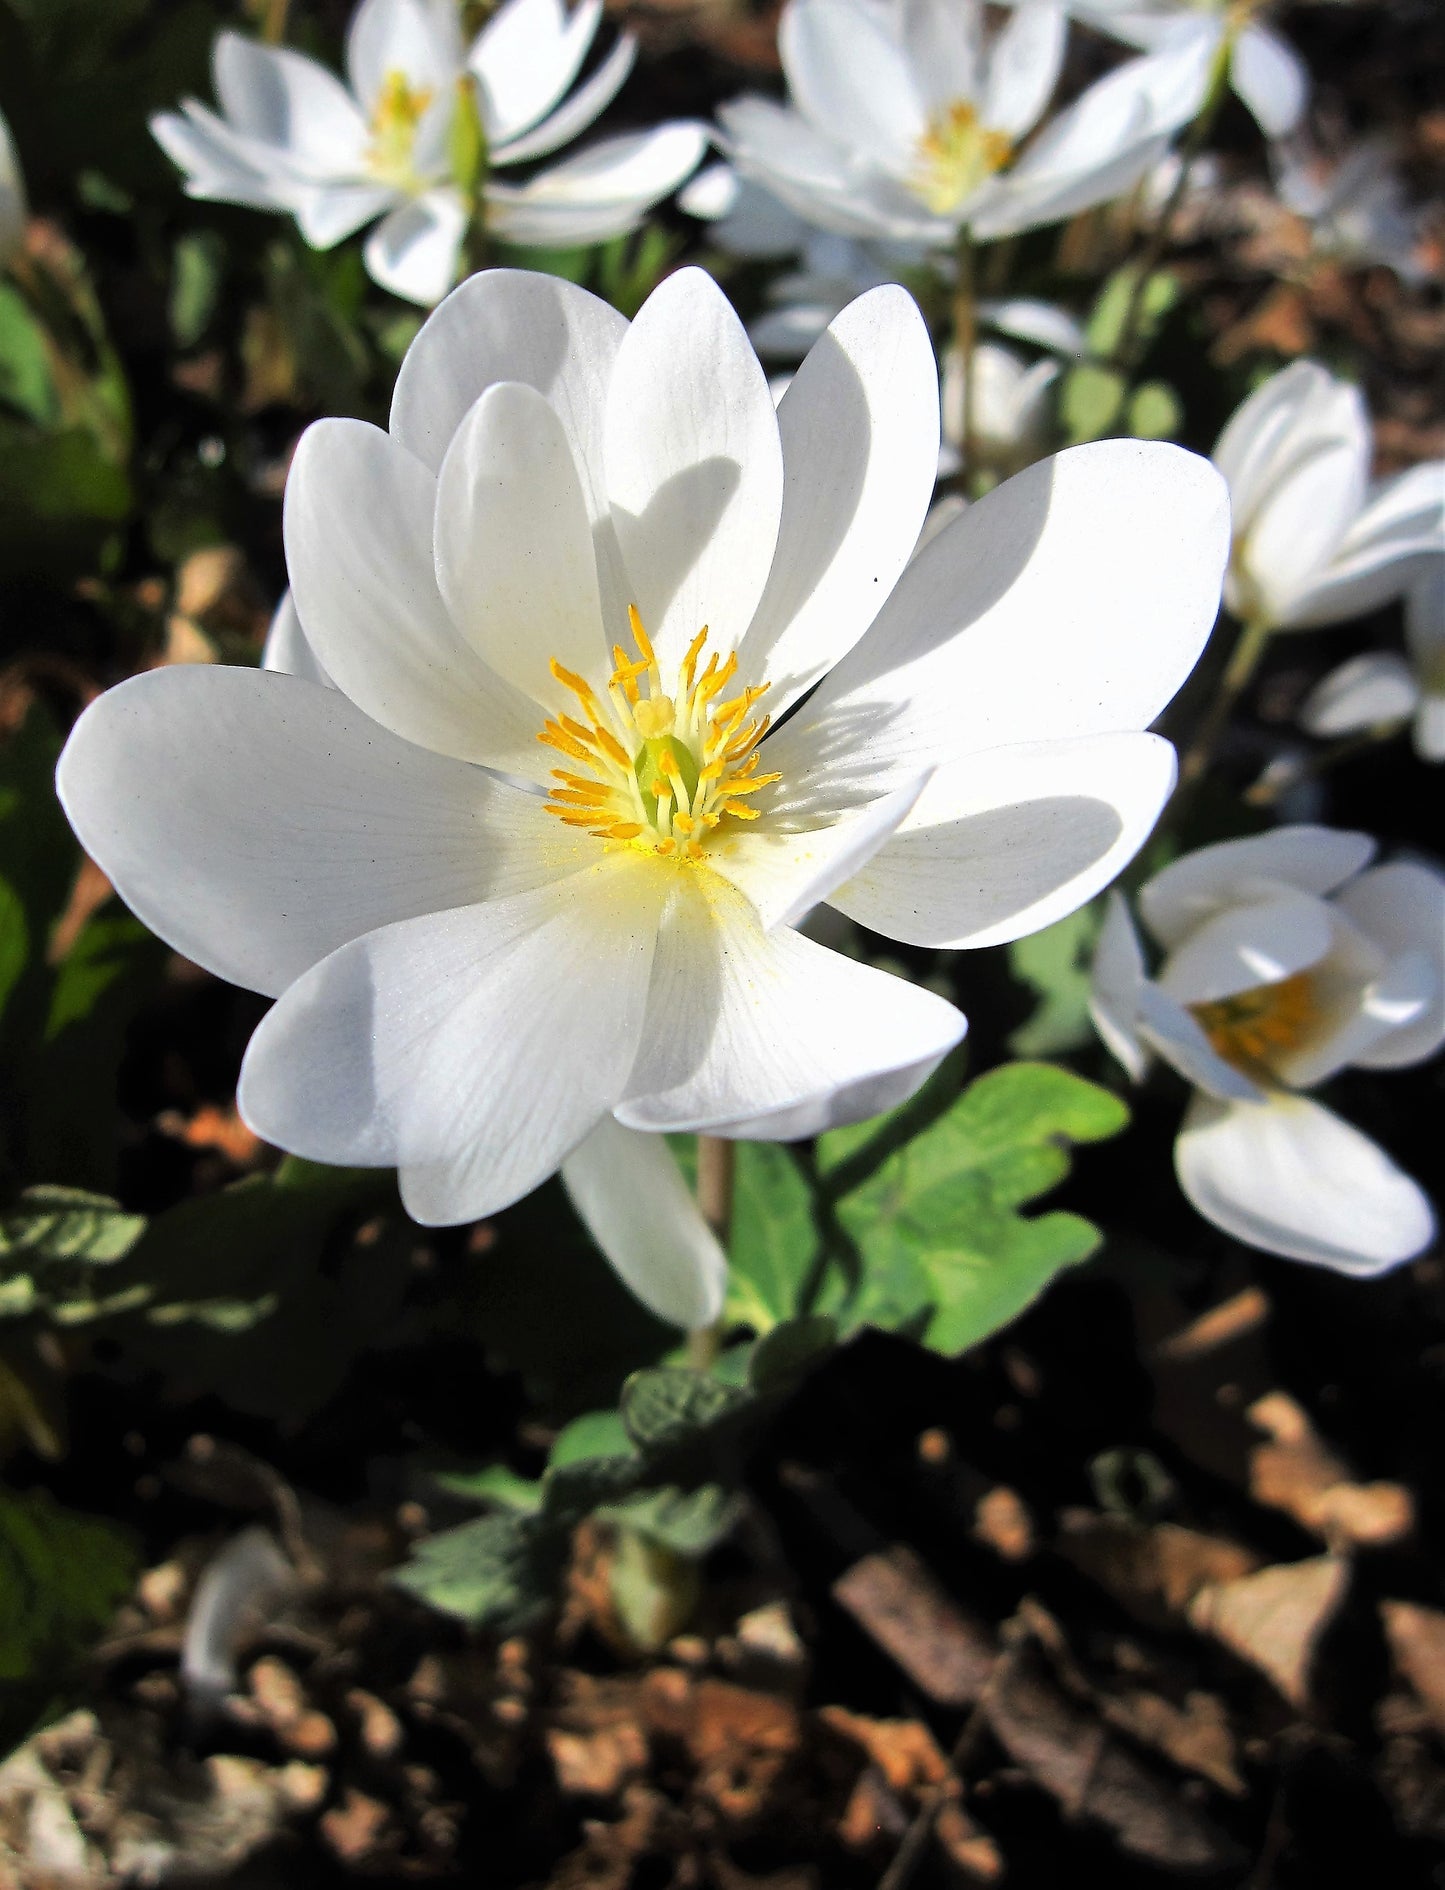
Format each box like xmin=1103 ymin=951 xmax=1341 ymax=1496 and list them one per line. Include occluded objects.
xmin=819 ymin=1062 xmax=1128 ymax=1356
xmin=392 ymin=1511 xmax=561 ymax=1631
xmin=0 ymin=1485 xmax=134 ymax=1747
xmin=620 ymin=1366 xmax=750 ymax=1454
xmin=1008 ymin=906 xmax=1101 ymax=1057
xmin=0 ymin=1187 xmax=147 ymax=1323
xmin=723 ymin=1143 xmax=821 ymax=1335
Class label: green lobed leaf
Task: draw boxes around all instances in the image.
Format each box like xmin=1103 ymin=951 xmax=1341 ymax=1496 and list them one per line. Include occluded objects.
xmin=391 ymin=1511 xmax=561 ymax=1632
xmin=722 ymin=1142 xmax=821 ymax=1335
xmin=1086 ymin=266 xmax=1179 ymax=359
xmin=0 ymin=1187 xmax=146 ymax=1266
xmin=1008 ymin=906 xmax=1101 ymax=1058
xmin=819 ymin=1062 xmax=1129 ymax=1357
xmin=748 ymin=1314 xmax=839 ymax=1393
xmin=620 ymin=1367 xmax=750 ymax=1455
xmin=1128 ymin=380 xmax=1185 ymax=441
xmin=597 ymin=1483 xmax=742 ymax=1558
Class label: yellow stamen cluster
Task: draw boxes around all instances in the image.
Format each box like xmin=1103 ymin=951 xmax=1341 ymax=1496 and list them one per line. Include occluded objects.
xmin=366 ymin=69 xmax=435 ymax=192
xmin=911 ymin=101 xmax=1013 ymax=215
xmin=538 ymin=607 xmax=780 ymax=864
xmin=1190 ymin=970 xmax=1320 ymax=1076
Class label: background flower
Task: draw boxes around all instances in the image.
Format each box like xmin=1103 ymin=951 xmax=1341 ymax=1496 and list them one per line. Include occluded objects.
xmin=1215 ymin=359 xmax=1445 ymax=632
xmin=1092 ymin=826 xmax=1444 ymax=1273
xmin=151 ymin=0 xmax=705 ymax=303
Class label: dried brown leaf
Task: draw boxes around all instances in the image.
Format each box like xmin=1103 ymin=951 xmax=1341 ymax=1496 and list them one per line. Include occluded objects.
xmin=832 ymin=1546 xmax=995 ymax=1706
xmin=1188 ymin=1555 xmax=1349 ymax=1708
xmin=1248 ymin=1392 xmax=1414 ymax=1548
xmin=1382 ymin=1602 xmax=1445 ymax=1740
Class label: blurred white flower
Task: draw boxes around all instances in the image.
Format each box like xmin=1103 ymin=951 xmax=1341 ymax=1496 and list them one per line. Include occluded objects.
xmin=60 ymin=267 xmax=1228 ymax=1317
xmin=1301 ymin=561 xmax=1445 ymax=762
xmin=1215 ymin=360 xmax=1445 ymax=631
xmin=151 ymin=0 xmax=705 ymax=305
xmin=939 ymin=337 xmax=1074 ymax=478
xmin=1092 ymin=827 xmax=1443 ymax=1274
xmin=1068 ymin=0 xmax=1308 ymax=137
xmin=718 ymin=0 xmax=1204 ymax=251
xmin=1273 ymin=137 xmax=1431 ymax=283
xmin=0 ymin=105 xmax=27 ymax=268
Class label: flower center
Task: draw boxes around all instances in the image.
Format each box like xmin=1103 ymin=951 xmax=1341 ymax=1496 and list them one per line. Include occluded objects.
xmin=911 ymin=102 xmax=1013 ymax=215
xmin=537 ymin=608 xmax=780 ymax=864
xmin=366 ymin=69 xmax=436 ymax=192
xmin=1189 ymin=969 xmax=1320 ymax=1076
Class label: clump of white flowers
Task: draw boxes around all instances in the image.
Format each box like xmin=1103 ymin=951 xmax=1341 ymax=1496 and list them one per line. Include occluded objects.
xmin=1092 ymin=827 xmax=1444 ymax=1274
xmin=151 ymin=0 xmax=705 ymax=304
xmin=59 ymin=265 xmax=1230 ymax=1322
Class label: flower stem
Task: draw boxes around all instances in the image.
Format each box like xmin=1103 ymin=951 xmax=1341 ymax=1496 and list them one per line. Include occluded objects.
xmin=260 ymin=0 xmax=291 ymax=44
xmin=1177 ymin=614 xmax=1274 ymax=795
xmin=951 ymin=226 xmax=978 ymax=485
xmin=1111 ymin=44 xmax=1230 ymax=374
xmin=687 ymin=1135 xmax=735 ymax=1372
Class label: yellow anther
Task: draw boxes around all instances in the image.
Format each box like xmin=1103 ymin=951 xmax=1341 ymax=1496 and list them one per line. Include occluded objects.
xmin=654 ymin=837 xmax=677 ymax=856
xmin=680 ymin=625 xmax=710 ymax=690
xmin=718 ymin=801 xmax=761 ymax=820
xmin=538 ymin=724 xmax=593 ymax=763
xmin=607 ymin=821 xmax=643 ymax=840
xmin=626 ymin=605 xmax=659 ymax=674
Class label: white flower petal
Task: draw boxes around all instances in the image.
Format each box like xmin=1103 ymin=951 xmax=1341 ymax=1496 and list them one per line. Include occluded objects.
xmin=470 ymin=0 xmax=601 ymax=146
xmin=737 ymin=285 xmax=940 ymax=716
xmin=561 ymin=1117 xmax=727 ymax=1329
xmin=767 ymin=440 xmax=1228 ymax=800
xmin=1175 ymin=1091 xmax=1434 ymax=1275
xmin=492 ymin=33 xmax=636 ymax=166
xmin=240 ymin=854 xmax=665 ymax=1215
xmin=780 ymin=0 xmax=926 ymax=176
xmin=434 ymin=380 xmax=606 ymax=703
xmin=1090 ymin=890 xmax=1151 ymax=1083
xmin=1300 ymin=652 xmax=1418 ymax=737
xmin=1136 ymin=981 xmax=1263 ymax=1103
xmin=1213 ymin=362 xmax=1356 ymax=529
xmin=485 ymin=123 xmax=706 ymax=244
xmin=212 ymin=30 xmax=369 ymax=179
xmin=1284 ymin=459 xmax=1445 ymax=630
xmin=617 ymin=874 xmax=965 ymax=1136
xmin=1336 ymin=861 xmax=1445 ymax=1068
xmin=261 ymin=590 xmax=335 ymax=688
xmin=1416 ymin=695 xmax=1445 ymax=763
xmin=901 ymin=0 xmax=982 ymax=111
xmin=55 ymin=666 xmax=586 ymax=999
xmin=346 ymin=0 xmax=461 ymax=113
xmin=390 ymin=270 xmax=626 ymax=589
xmin=362 ymin=188 xmax=467 ymax=304
xmin=150 ymin=103 xmax=293 ymax=209
xmin=1230 ymin=24 xmax=1308 ymax=139
xmin=1139 ymin=825 xmax=1376 ymax=946
xmin=1155 ymin=889 xmax=1335 ymax=1005
xmin=982 ymin=0 xmax=1066 ymax=139
xmin=0 ymin=105 xmax=26 ymax=265
xmin=283 ymin=417 xmax=546 ymax=774
xmin=295 ymin=180 xmax=396 ymax=248
xmin=711 ymin=774 xmax=929 ymax=933
xmin=980 ymin=295 xmax=1087 ymax=357
xmin=831 ymin=731 xmax=1177 ymax=950
xmin=1277 ymin=941 xmax=1436 ymax=1089
xmin=605 ymin=267 xmax=784 ymax=671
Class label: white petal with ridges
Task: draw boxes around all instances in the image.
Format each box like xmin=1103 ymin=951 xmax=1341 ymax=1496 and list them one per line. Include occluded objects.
xmin=492 ymin=34 xmax=636 ymax=165
xmin=982 ymin=0 xmax=1066 ymax=139
xmin=470 ymin=0 xmax=600 ymax=146
xmin=240 ymin=854 xmax=665 ymax=1215
xmin=212 ymin=31 xmax=368 ymax=179
xmin=712 ymin=775 xmax=929 ymax=933
xmin=830 ymin=732 xmax=1176 ymax=950
xmin=1300 ymin=652 xmax=1418 ymax=737
xmin=1090 ymin=891 xmax=1150 ymax=1083
xmin=434 ymin=380 xmax=607 ymax=703
xmin=283 ymin=418 xmax=546 ymax=774
xmin=561 ymin=1117 xmax=727 ymax=1329
xmin=605 ymin=267 xmax=784 ymax=671
xmin=766 ymin=441 xmax=1228 ymax=800
xmin=901 ymin=0 xmax=981 ymax=111
xmin=1175 ymin=1091 xmax=1434 ymax=1275
xmin=737 ymin=285 xmax=940 ymax=715
xmin=261 ymin=591 xmax=335 ymax=689
xmin=55 ymin=666 xmax=588 ymax=999
xmin=618 ymin=874 xmax=965 ymax=1136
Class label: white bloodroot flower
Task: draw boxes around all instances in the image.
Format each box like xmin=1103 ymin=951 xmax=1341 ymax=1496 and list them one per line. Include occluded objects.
xmin=150 ymin=0 xmax=705 ymax=305
xmin=717 ymin=0 xmax=1202 ymax=251
xmin=939 ymin=338 xmax=1067 ymax=479
xmin=1067 ymin=0 xmax=1308 ymax=138
xmin=1092 ymin=827 xmax=1444 ymax=1274
xmin=1301 ymin=561 xmax=1445 ymax=763
xmin=59 ymin=267 xmax=1228 ymax=1322
xmin=1215 ymin=361 xmax=1445 ymax=633
xmin=0 ymin=106 xmax=27 ymax=269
